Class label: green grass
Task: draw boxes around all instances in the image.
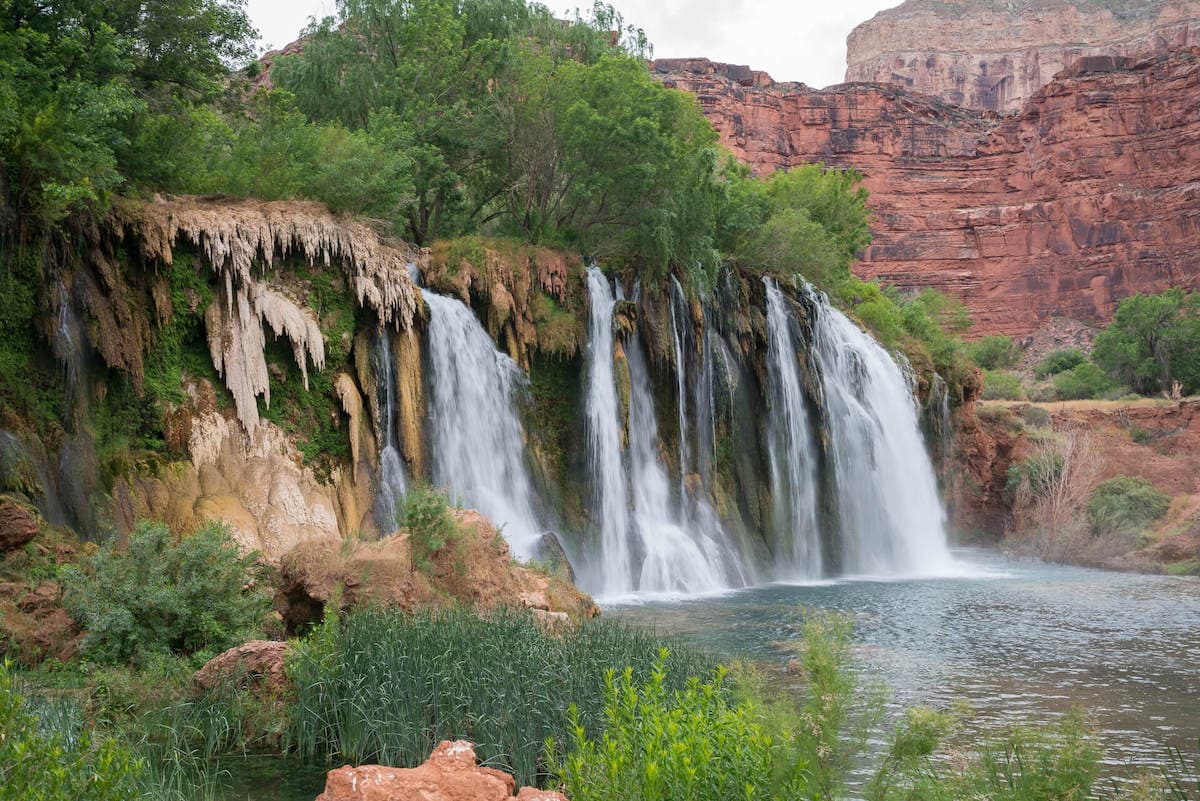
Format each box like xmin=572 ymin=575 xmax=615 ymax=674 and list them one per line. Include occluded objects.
xmin=286 ymin=606 xmax=717 ymax=787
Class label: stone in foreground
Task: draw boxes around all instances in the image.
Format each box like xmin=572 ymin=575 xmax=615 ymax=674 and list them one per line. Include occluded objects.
xmin=315 ymin=740 xmax=568 ymax=801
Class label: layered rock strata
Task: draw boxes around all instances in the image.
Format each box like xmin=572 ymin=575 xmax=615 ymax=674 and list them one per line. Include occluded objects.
xmin=654 ymin=51 xmax=1200 ymax=336
xmin=845 ymin=0 xmax=1200 ymax=112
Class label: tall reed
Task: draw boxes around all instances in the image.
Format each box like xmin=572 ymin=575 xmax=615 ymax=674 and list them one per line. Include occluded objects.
xmin=286 ymin=606 xmax=716 ymax=787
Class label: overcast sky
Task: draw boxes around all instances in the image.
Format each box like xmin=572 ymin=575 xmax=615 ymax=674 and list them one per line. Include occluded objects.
xmin=244 ymin=0 xmax=900 ymax=88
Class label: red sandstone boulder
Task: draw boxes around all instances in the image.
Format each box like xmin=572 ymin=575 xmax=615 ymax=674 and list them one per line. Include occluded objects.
xmin=193 ymin=640 xmax=292 ymax=696
xmin=315 ymin=740 xmax=569 ymax=801
xmin=0 ymin=493 xmax=40 ymax=552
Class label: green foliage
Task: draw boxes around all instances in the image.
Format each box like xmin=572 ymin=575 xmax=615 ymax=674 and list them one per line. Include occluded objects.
xmin=967 ymin=336 xmax=1019 ymax=370
xmin=1035 ymin=348 xmax=1087 ymax=378
xmin=982 ymin=370 xmax=1027 ymax=400
xmin=866 ymin=711 xmax=1103 ymax=801
xmin=0 ymin=661 xmax=146 ymax=800
xmin=552 ymin=651 xmax=786 ymax=801
xmin=398 ymin=484 xmax=460 ymax=573
xmin=1052 ymin=362 xmax=1117 ymax=400
xmin=0 ymin=0 xmax=254 ymax=230
xmin=1086 ymin=476 xmax=1170 ymax=540
xmin=286 ymin=606 xmax=716 ymax=787
xmin=62 ymin=520 xmax=270 ymax=666
xmin=1093 ymin=289 xmax=1200 ymax=395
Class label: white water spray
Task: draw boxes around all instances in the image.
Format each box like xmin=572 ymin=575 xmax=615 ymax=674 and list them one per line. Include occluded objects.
xmin=372 ymin=330 xmax=408 ymax=530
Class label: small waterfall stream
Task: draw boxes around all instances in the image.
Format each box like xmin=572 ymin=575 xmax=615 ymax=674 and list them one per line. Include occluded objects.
xmin=424 ymin=292 xmax=543 ymax=559
xmin=807 ymin=288 xmax=956 ymax=576
xmin=372 ymin=331 xmax=408 ymax=530
xmin=763 ymin=279 xmax=823 ymax=578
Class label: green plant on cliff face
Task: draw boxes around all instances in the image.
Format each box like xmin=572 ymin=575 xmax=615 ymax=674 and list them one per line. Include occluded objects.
xmin=967 ymin=336 xmax=1020 ymax=370
xmin=1086 ymin=476 xmax=1170 ymax=542
xmin=62 ymin=521 xmax=270 ymax=667
xmin=398 ymin=484 xmax=460 ymax=574
xmin=1035 ymin=348 xmax=1087 ymax=378
xmin=982 ymin=369 xmax=1027 ymax=400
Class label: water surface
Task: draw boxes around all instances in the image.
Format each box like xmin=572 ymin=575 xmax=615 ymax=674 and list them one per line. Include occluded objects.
xmin=608 ymin=548 xmax=1200 ymax=766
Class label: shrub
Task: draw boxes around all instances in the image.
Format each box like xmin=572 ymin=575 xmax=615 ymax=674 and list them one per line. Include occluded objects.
xmin=1086 ymin=476 xmax=1170 ymax=539
xmin=967 ymin=336 xmax=1019 ymax=370
xmin=982 ymin=370 xmax=1026 ymax=400
xmin=866 ymin=711 xmax=1103 ymax=801
xmin=1052 ymin=362 xmax=1116 ymax=400
xmin=287 ymin=606 xmax=717 ymax=787
xmin=1034 ymin=348 xmax=1086 ymax=378
xmin=62 ymin=521 xmax=270 ymax=666
xmin=552 ymin=651 xmax=786 ymax=801
xmin=0 ymin=661 xmax=146 ymax=800
xmin=1017 ymin=405 xmax=1052 ymax=428
xmin=1092 ymin=288 xmax=1200 ymax=395
xmin=399 ymin=484 xmax=460 ymax=573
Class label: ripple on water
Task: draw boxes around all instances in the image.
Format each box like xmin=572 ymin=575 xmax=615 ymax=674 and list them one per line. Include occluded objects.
xmin=608 ymin=548 xmax=1200 ymax=764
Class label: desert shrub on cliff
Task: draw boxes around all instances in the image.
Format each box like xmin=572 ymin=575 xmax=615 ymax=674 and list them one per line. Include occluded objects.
xmin=1086 ymin=476 xmax=1170 ymax=542
xmin=62 ymin=521 xmax=270 ymax=666
xmin=399 ymin=484 xmax=461 ymax=574
xmin=1035 ymin=348 xmax=1087 ymax=378
xmin=982 ymin=370 xmax=1026 ymax=400
xmin=968 ymin=336 xmax=1019 ymax=370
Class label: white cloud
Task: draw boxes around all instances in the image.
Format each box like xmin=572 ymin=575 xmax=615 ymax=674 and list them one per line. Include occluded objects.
xmin=244 ymin=0 xmax=900 ymax=87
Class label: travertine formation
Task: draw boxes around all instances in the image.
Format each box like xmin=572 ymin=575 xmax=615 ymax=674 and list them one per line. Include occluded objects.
xmin=654 ymin=50 xmax=1200 ymax=336
xmin=845 ymin=0 xmax=1200 ymax=112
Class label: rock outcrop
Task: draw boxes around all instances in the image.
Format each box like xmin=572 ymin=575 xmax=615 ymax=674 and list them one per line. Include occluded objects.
xmin=316 ymin=741 xmax=568 ymax=801
xmin=275 ymin=508 xmax=598 ymax=632
xmin=193 ymin=640 xmax=292 ymax=696
xmin=654 ymin=49 xmax=1200 ymax=336
xmin=845 ymin=0 xmax=1200 ymax=113
xmin=0 ymin=493 xmax=40 ymax=552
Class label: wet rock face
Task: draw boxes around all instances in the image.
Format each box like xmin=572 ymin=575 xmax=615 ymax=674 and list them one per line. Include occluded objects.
xmin=653 ymin=49 xmax=1200 ymax=337
xmin=315 ymin=740 xmax=569 ymax=801
xmin=845 ymin=0 xmax=1200 ymax=113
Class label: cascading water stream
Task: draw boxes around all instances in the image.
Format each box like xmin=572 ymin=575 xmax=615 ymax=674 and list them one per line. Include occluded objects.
xmin=806 ymin=287 xmax=957 ymax=576
xmin=584 ymin=268 xmax=633 ymax=591
xmin=585 ymin=267 xmax=742 ymax=596
xmin=763 ymin=279 xmax=823 ymax=578
xmin=372 ymin=330 xmax=408 ymax=530
xmin=424 ymin=291 xmax=543 ymax=559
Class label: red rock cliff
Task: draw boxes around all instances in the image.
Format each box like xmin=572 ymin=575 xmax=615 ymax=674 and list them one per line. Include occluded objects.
xmin=845 ymin=0 xmax=1200 ymax=113
xmin=653 ymin=52 xmax=1200 ymax=337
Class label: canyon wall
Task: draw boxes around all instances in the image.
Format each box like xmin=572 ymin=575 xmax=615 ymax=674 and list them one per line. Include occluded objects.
xmin=845 ymin=0 xmax=1200 ymax=112
xmin=653 ymin=50 xmax=1200 ymax=336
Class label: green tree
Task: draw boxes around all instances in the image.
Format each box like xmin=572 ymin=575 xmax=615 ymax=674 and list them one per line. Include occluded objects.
xmin=1093 ymin=289 xmax=1200 ymax=395
xmin=63 ymin=520 xmax=270 ymax=666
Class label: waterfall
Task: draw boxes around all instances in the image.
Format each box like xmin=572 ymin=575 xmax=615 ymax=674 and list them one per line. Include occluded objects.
xmin=584 ymin=267 xmax=740 ymax=596
xmin=807 ymin=288 xmax=956 ymax=576
xmin=763 ymin=279 xmax=823 ymax=578
xmin=372 ymin=330 xmax=407 ymax=530
xmin=669 ymin=277 xmax=717 ymax=489
xmin=424 ymin=291 xmax=542 ymax=558
xmin=584 ymin=268 xmax=632 ymax=591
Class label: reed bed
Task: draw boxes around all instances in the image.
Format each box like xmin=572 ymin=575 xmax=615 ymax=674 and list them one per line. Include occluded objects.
xmin=286 ymin=606 xmax=717 ymax=787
